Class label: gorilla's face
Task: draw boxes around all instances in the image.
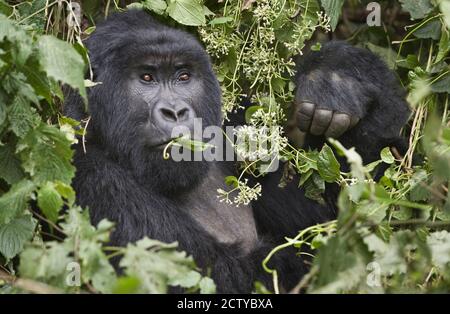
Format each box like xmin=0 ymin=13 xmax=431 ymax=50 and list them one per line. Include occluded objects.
xmin=84 ymin=15 xmax=222 ymax=191
xmin=126 ymin=56 xmax=204 ymax=150
xmin=87 ymin=32 xmax=221 ymax=154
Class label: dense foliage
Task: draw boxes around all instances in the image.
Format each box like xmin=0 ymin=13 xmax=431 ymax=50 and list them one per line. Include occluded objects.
xmin=1 ymin=0 xmax=450 ymax=293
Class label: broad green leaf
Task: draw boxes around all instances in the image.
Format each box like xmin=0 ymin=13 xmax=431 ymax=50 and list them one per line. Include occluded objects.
xmin=320 ymin=0 xmax=344 ymax=31
xmin=199 ymin=277 xmax=216 ymax=294
xmin=7 ymin=95 xmax=40 ymax=138
xmin=397 ymin=54 xmax=420 ymax=70
xmin=413 ymin=19 xmax=441 ymax=40
xmin=0 ymin=14 xmax=32 ymax=64
xmin=19 ymin=241 xmax=72 ymax=285
xmin=399 ymin=0 xmax=433 ymax=20
xmin=37 ymin=35 xmax=86 ymax=101
xmin=431 ymin=73 xmax=450 ymax=94
xmin=329 ymin=138 xmax=365 ymax=180
xmin=143 ymin=0 xmax=167 ymax=15
xmin=436 ymin=28 xmax=450 ymax=63
xmin=169 ymin=270 xmax=201 ymax=288
xmin=209 ymin=16 xmax=233 ymax=25
xmin=304 ymin=172 xmax=325 ymax=204
xmin=441 ymin=0 xmax=450 ymax=29
xmin=18 ymin=123 xmax=75 ymax=185
xmin=0 ymin=145 xmax=24 ymax=185
xmin=317 ymin=144 xmax=340 ymax=182
xmin=113 ymin=276 xmax=141 ymax=294
xmin=224 ymin=175 xmax=238 ymax=188
xmin=167 ymin=0 xmax=206 ymax=26
xmin=0 ymin=1 xmax=12 ymax=16
xmin=37 ymin=182 xmax=63 ymax=223
xmin=0 ymin=180 xmax=34 ymax=224
xmin=356 ymin=201 xmax=388 ymax=223
xmin=366 ymin=43 xmax=398 ymax=70
xmin=310 ymin=235 xmax=367 ymax=293
xmin=54 ymin=181 xmax=76 ymax=206
xmin=380 ymin=147 xmax=395 ymax=164
xmin=0 ymin=215 xmax=36 ymax=259
xmin=120 ymin=237 xmax=209 ymax=293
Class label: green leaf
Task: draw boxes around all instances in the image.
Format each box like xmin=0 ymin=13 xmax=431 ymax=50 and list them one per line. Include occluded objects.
xmin=317 ymin=144 xmax=340 ymax=182
xmin=441 ymin=0 xmax=450 ymax=29
xmin=0 ymin=145 xmax=24 ymax=185
xmin=436 ymin=28 xmax=450 ymax=63
xmin=173 ymin=135 xmax=214 ymax=152
xmin=366 ymin=43 xmax=398 ymax=70
xmin=19 ymin=241 xmax=72 ymax=284
xmin=113 ymin=276 xmax=141 ymax=294
xmin=224 ymin=175 xmax=238 ymax=188
xmin=199 ymin=277 xmax=216 ymax=294
xmin=37 ymin=35 xmax=86 ymax=101
xmin=0 ymin=215 xmax=36 ymax=259
xmin=397 ymin=54 xmax=420 ymax=70
xmin=7 ymin=95 xmax=40 ymax=138
xmin=311 ymin=42 xmax=322 ymax=51
xmin=431 ymin=73 xmax=450 ymax=94
xmin=170 ymin=270 xmax=201 ymax=288
xmin=17 ymin=123 xmax=75 ymax=185
xmin=399 ymin=0 xmax=433 ymax=20
xmin=37 ymin=182 xmax=63 ymax=223
xmin=143 ymin=0 xmax=167 ymax=15
xmin=209 ymin=16 xmax=233 ymax=25
xmin=380 ymin=147 xmax=395 ymax=164
xmin=356 ymin=201 xmax=388 ymax=223
xmin=0 ymin=180 xmax=34 ymax=224
xmin=413 ymin=19 xmax=441 ymax=40
xmin=0 ymin=1 xmax=12 ymax=16
xmin=320 ymin=0 xmax=344 ymax=31
xmin=167 ymin=0 xmax=206 ymax=26
xmin=304 ymin=172 xmax=325 ymax=204
xmin=120 ymin=237 xmax=211 ymax=293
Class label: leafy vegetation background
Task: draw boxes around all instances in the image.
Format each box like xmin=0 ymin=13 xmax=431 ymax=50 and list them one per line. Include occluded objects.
xmin=1 ymin=0 xmax=450 ymax=294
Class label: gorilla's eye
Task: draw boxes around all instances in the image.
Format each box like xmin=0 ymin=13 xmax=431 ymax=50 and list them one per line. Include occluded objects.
xmin=141 ymin=73 xmax=154 ymax=82
xmin=178 ymin=73 xmax=190 ymax=82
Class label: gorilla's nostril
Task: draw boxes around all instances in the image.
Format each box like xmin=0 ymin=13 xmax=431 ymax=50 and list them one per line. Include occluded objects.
xmin=160 ymin=108 xmax=178 ymax=122
xmin=177 ymin=108 xmax=189 ymax=121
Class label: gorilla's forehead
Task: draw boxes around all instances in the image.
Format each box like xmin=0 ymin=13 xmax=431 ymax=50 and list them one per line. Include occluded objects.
xmin=120 ymin=31 xmax=209 ymax=68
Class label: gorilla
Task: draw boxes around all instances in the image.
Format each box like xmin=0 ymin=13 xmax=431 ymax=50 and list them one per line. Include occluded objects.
xmin=64 ymin=10 xmax=410 ymax=293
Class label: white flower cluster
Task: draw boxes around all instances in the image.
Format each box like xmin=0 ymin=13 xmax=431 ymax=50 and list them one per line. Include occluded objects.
xmin=284 ymin=11 xmax=331 ymax=54
xmin=252 ymin=0 xmax=284 ymax=27
xmin=217 ymin=179 xmax=262 ymax=206
xmin=221 ymin=86 xmax=244 ymax=121
xmin=234 ymin=125 xmax=288 ymax=161
xmin=249 ymin=107 xmax=285 ymax=126
xmin=198 ymin=27 xmax=240 ymax=58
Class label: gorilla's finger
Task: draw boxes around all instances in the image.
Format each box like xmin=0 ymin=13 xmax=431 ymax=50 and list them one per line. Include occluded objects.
xmin=350 ymin=116 xmax=360 ymax=128
xmin=324 ymin=113 xmax=351 ymax=138
xmin=310 ymin=109 xmax=333 ymax=136
xmin=296 ymin=102 xmax=315 ymax=132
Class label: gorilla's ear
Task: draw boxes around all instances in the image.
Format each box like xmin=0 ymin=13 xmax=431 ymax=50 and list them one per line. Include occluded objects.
xmin=63 ymin=85 xmax=88 ymax=121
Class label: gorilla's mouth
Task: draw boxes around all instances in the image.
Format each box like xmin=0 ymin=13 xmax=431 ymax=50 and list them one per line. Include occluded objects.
xmin=149 ymin=138 xmax=175 ymax=150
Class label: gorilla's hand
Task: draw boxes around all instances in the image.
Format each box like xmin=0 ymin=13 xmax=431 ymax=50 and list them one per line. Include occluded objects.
xmin=291 ymin=101 xmax=360 ymax=138
xmin=288 ymin=41 xmax=410 ymax=162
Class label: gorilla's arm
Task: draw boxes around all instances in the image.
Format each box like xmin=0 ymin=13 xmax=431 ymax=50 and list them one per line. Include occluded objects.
xmin=291 ymin=41 xmax=411 ymax=162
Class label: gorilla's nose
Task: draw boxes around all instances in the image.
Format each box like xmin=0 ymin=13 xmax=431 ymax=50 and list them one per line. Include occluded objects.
xmin=153 ymin=102 xmax=195 ymax=129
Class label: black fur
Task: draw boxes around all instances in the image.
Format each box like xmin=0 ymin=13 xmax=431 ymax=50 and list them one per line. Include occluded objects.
xmin=64 ymin=10 xmax=410 ymax=293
